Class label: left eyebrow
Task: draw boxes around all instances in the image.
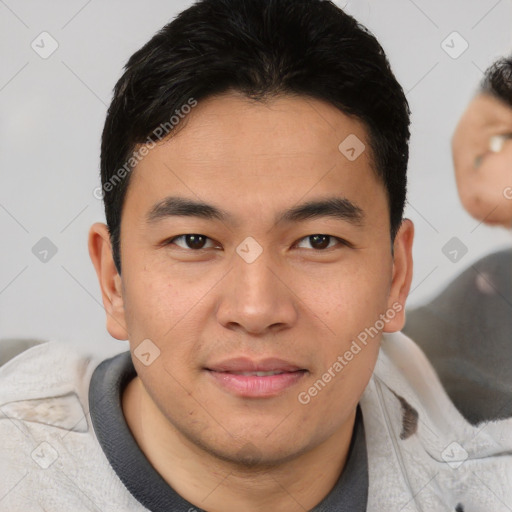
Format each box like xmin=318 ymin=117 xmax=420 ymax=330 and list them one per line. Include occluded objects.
xmin=275 ymin=197 xmax=365 ymax=226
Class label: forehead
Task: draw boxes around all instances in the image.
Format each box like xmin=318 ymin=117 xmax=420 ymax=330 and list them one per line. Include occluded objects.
xmin=155 ymin=92 xmax=371 ymax=168
xmin=123 ymin=92 xmax=387 ymax=224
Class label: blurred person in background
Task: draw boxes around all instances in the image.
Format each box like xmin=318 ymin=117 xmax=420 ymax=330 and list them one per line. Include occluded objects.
xmin=404 ymin=55 xmax=512 ymax=425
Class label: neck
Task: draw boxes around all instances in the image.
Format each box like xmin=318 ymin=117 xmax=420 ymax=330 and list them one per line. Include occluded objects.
xmin=122 ymin=376 xmax=356 ymax=512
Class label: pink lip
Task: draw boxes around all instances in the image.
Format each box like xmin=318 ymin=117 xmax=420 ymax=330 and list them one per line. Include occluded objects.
xmin=206 ymin=357 xmax=304 ymax=373
xmin=205 ymin=357 xmax=307 ymax=398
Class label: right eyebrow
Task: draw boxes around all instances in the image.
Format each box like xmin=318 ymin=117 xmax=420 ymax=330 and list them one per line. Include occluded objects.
xmin=275 ymin=197 xmax=364 ymax=226
xmin=146 ymin=196 xmax=234 ymax=225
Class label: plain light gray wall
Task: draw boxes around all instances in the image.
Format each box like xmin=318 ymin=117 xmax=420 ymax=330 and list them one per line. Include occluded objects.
xmin=1 ymin=0 xmax=511 ymax=357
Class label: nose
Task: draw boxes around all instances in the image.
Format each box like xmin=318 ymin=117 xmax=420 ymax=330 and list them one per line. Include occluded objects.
xmin=216 ymin=247 xmax=298 ymax=335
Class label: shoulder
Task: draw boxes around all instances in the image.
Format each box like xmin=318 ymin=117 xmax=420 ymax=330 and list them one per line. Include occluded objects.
xmin=0 ymin=338 xmax=47 ymax=366
xmin=473 ymin=247 xmax=512 ymax=274
xmin=361 ymin=332 xmax=512 ymax=509
xmin=371 ymin=330 xmax=512 ymax=444
xmin=372 ymin=330 xmax=450 ymax=415
xmin=0 ymin=341 xmax=146 ymax=510
xmin=0 ymin=340 xmax=107 ymax=439
xmin=363 ymin=330 xmax=476 ymax=449
xmin=0 ymin=340 xmax=102 ymax=413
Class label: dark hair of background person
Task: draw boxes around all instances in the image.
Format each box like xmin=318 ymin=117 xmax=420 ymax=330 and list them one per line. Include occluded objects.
xmin=100 ymin=0 xmax=411 ymax=274
xmin=480 ymin=55 xmax=512 ymax=105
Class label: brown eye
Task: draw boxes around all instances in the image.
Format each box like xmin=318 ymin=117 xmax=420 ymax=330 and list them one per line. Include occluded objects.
xmin=185 ymin=234 xmax=207 ymax=249
xmin=169 ymin=234 xmax=214 ymax=250
xmin=296 ymin=234 xmax=340 ymax=250
xmin=309 ymin=235 xmax=331 ymax=250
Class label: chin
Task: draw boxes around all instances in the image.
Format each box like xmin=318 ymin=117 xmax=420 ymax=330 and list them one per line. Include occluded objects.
xmin=464 ymin=196 xmax=512 ymax=227
xmin=203 ymin=437 xmax=307 ymax=469
xmin=473 ymin=208 xmax=512 ymax=228
xmin=484 ymin=218 xmax=512 ymax=228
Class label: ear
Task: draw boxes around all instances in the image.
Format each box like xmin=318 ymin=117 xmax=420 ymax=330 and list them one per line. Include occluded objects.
xmin=383 ymin=218 xmax=414 ymax=333
xmin=88 ymin=222 xmax=128 ymax=340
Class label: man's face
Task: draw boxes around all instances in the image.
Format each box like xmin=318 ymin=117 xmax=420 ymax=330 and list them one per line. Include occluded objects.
xmin=452 ymin=93 xmax=512 ymax=227
xmin=101 ymin=92 xmax=409 ymax=465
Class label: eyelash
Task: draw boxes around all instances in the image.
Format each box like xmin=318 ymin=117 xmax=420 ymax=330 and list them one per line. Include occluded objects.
xmin=163 ymin=234 xmax=350 ymax=251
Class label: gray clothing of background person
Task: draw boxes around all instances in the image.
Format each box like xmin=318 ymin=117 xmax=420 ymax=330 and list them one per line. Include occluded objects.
xmin=404 ymin=248 xmax=512 ymax=425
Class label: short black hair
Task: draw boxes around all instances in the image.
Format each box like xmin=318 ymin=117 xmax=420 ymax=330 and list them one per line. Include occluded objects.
xmin=100 ymin=0 xmax=411 ymax=273
xmin=480 ymin=55 xmax=512 ymax=106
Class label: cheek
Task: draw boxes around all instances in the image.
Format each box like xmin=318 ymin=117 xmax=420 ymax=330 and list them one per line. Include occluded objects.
xmin=305 ymin=273 xmax=384 ymax=415
xmin=297 ymin=259 xmax=390 ymax=352
xmin=122 ymin=265 xmax=197 ymax=342
xmin=458 ymin=169 xmax=512 ymax=223
xmin=479 ymin=154 xmax=512 ymax=196
xmin=298 ymin=332 xmax=380 ymax=434
xmin=318 ymin=258 xmax=390 ymax=313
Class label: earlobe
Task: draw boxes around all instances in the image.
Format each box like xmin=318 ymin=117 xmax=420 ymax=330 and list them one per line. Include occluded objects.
xmin=88 ymin=222 xmax=128 ymax=340
xmin=383 ymin=219 xmax=414 ymax=333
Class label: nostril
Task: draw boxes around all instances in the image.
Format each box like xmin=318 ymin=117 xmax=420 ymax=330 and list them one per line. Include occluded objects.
xmin=455 ymin=503 xmax=464 ymax=512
